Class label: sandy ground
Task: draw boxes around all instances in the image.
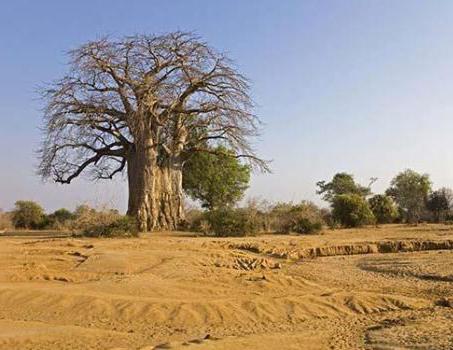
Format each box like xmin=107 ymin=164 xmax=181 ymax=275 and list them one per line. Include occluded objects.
xmin=0 ymin=225 xmax=452 ymax=350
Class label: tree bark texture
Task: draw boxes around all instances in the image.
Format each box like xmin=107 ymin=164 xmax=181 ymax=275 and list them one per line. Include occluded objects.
xmin=126 ymin=141 xmax=184 ymax=231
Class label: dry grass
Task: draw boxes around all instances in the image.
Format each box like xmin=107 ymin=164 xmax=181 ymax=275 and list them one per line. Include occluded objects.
xmin=0 ymin=212 xmax=13 ymax=231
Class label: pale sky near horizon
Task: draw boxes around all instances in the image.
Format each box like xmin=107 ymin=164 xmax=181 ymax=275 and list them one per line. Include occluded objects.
xmin=1 ymin=0 xmax=453 ymax=212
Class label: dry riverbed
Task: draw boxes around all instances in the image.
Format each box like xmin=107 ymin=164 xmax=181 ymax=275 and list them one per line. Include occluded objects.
xmin=0 ymin=225 xmax=452 ymax=349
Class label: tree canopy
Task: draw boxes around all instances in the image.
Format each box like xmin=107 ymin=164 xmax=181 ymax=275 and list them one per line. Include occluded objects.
xmin=183 ymin=146 xmax=250 ymax=210
xmin=386 ymin=169 xmax=431 ymax=224
xmin=331 ymin=194 xmax=375 ymax=228
xmin=427 ymin=187 xmax=453 ymax=222
xmin=316 ymin=173 xmax=371 ymax=203
xmin=12 ymin=201 xmax=45 ymax=229
xmin=368 ymin=194 xmax=398 ymax=224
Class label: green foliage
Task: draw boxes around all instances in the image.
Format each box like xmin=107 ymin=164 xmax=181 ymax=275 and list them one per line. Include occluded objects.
xmin=44 ymin=208 xmax=76 ymax=229
xmin=204 ymin=207 xmax=260 ymax=237
xmin=427 ymin=188 xmax=453 ymax=222
xmin=192 ymin=200 xmax=325 ymax=236
xmin=316 ymin=173 xmax=371 ymax=203
xmin=270 ymin=201 xmax=324 ymax=234
xmin=183 ymin=147 xmax=251 ymax=210
xmin=82 ymin=216 xmax=139 ymax=238
xmin=12 ymin=201 xmax=46 ymax=229
xmin=332 ymin=194 xmax=375 ymax=228
xmin=316 ymin=172 xmax=374 ymax=228
xmin=386 ymin=169 xmax=431 ymax=224
xmin=52 ymin=208 xmax=75 ymax=223
xmin=368 ymin=195 xmax=398 ymax=224
xmin=292 ymin=217 xmax=323 ymax=234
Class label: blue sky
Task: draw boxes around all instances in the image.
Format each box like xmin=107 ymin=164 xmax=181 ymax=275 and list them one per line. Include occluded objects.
xmin=1 ymin=0 xmax=453 ymax=212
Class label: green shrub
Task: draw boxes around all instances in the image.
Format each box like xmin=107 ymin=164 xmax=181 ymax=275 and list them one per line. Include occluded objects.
xmin=368 ymin=194 xmax=398 ymax=224
xmin=292 ymin=217 xmax=323 ymax=234
xmin=332 ymin=194 xmax=375 ymax=228
xmin=82 ymin=215 xmax=138 ymax=238
xmin=205 ymin=207 xmax=260 ymax=237
xmin=269 ymin=201 xmax=324 ymax=234
xmin=12 ymin=200 xmax=46 ymax=229
xmin=426 ymin=188 xmax=453 ymax=223
xmin=45 ymin=208 xmax=76 ymax=229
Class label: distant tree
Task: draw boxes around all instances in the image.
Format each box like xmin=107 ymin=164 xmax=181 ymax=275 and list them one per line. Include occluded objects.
xmin=183 ymin=146 xmax=250 ymax=210
xmin=427 ymin=188 xmax=453 ymax=222
xmin=45 ymin=208 xmax=76 ymax=228
xmin=12 ymin=201 xmax=45 ymax=229
xmin=368 ymin=194 xmax=398 ymax=224
xmin=316 ymin=173 xmax=371 ymax=203
xmin=52 ymin=208 xmax=75 ymax=222
xmin=332 ymin=194 xmax=375 ymax=228
xmin=386 ymin=169 xmax=431 ymax=224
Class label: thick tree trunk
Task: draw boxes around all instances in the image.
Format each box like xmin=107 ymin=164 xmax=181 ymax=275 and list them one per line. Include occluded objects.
xmin=126 ymin=145 xmax=184 ymax=232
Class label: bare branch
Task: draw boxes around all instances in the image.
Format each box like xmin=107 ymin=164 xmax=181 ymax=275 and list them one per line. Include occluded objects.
xmin=38 ymin=32 xmax=269 ymax=186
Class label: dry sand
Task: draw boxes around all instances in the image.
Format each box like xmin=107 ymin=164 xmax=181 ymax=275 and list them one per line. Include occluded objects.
xmin=0 ymin=224 xmax=452 ymax=349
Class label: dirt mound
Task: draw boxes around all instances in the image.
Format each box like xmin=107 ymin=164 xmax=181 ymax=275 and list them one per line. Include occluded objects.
xmin=206 ymin=252 xmax=282 ymax=270
xmin=230 ymin=239 xmax=453 ymax=260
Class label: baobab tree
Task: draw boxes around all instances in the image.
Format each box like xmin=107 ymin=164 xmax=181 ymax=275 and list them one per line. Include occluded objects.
xmin=38 ymin=32 xmax=267 ymax=231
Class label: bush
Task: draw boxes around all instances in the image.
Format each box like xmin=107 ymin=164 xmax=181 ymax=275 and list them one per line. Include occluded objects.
xmin=66 ymin=205 xmax=138 ymax=237
xmin=12 ymin=201 xmax=46 ymax=229
xmin=205 ymin=207 xmax=261 ymax=237
xmin=292 ymin=217 xmax=323 ymax=234
xmin=269 ymin=201 xmax=324 ymax=234
xmin=82 ymin=215 xmax=138 ymax=238
xmin=267 ymin=202 xmax=294 ymax=233
xmin=45 ymin=208 xmax=75 ymax=229
xmin=70 ymin=205 xmax=113 ymax=231
xmin=332 ymin=194 xmax=375 ymax=228
xmin=368 ymin=194 xmax=398 ymax=224
xmin=427 ymin=188 xmax=453 ymax=223
xmin=182 ymin=199 xmax=326 ymax=236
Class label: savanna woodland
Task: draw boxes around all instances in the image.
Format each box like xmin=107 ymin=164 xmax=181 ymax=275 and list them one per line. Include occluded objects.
xmin=32 ymin=33 xmax=453 ymax=235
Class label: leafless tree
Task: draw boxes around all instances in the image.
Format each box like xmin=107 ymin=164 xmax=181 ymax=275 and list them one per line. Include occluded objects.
xmin=38 ymin=32 xmax=267 ymax=231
